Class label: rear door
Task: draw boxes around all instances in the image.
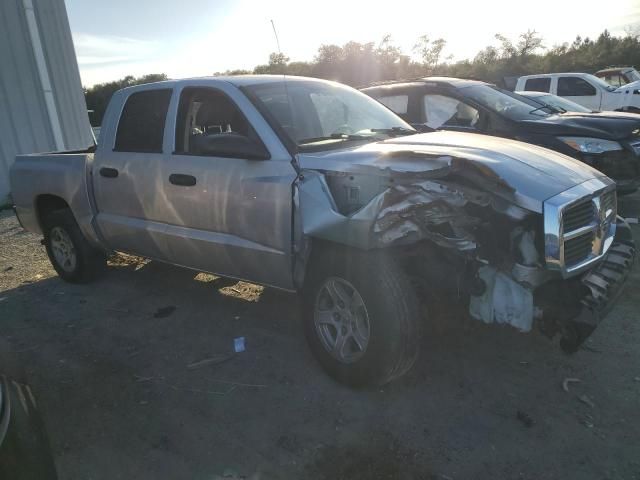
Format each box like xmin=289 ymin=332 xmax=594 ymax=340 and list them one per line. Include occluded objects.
xmin=92 ymin=87 xmax=174 ymax=260
xmin=557 ymin=76 xmax=601 ymax=110
xmin=158 ymin=83 xmax=297 ymax=289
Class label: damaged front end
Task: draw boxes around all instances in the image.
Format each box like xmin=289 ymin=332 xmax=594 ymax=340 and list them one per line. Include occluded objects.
xmin=294 ymin=140 xmax=636 ymax=352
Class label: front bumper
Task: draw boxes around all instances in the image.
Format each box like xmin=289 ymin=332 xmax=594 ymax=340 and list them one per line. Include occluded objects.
xmin=558 ymin=217 xmax=636 ymax=352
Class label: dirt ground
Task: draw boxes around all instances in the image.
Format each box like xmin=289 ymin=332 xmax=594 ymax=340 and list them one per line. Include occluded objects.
xmin=1 ymin=199 xmax=640 ymax=480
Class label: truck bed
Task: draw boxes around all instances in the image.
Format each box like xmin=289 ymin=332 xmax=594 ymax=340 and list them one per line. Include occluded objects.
xmin=10 ymin=150 xmax=100 ymax=245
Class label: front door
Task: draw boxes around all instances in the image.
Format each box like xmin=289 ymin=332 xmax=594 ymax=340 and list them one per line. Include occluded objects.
xmin=158 ymin=84 xmax=298 ymax=289
xmin=557 ymin=76 xmax=602 ymax=111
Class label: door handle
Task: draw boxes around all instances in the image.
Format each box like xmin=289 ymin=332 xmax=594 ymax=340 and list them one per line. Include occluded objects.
xmin=99 ymin=167 xmax=119 ymax=178
xmin=169 ymin=173 xmax=197 ymax=186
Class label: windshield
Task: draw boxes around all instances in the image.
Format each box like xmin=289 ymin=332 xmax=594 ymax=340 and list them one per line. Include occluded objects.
xmin=585 ymin=74 xmax=618 ymax=91
xmin=628 ymin=69 xmax=640 ymax=82
xmin=244 ymin=80 xmax=414 ymax=149
xmin=534 ymin=94 xmax=592 ymax=113
xmin=460 ymin=84 xmax=555 ymax=120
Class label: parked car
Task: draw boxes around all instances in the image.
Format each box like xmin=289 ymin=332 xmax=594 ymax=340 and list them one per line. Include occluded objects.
xmin=362 ymin=77 xmax=640 ymax=193
xmin=595 ymin=66 xmax=640 ymax=88
xmin=0 ymin=341 xmax=58 ymax=479
xmin=10 ymin=76 xmax=636 ymax=386
xmin=517 ymin=90 xmax=594 ymax=113
xmin=515 ymin=72 xmax=640 ymax=113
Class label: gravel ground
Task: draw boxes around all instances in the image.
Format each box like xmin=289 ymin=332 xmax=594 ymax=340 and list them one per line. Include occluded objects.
xmin=1 ymin=201 xmax=640 ymax=480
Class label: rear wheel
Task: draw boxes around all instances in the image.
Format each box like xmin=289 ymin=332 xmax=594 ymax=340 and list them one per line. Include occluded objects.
xmin=43 ymin=209 xmax=106 ymax=283
xmin=303 ymin=247 xmax=421 ymax=387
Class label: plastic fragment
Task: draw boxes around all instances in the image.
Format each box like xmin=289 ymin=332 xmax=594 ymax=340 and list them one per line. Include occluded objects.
xmin=562 ymin=377 xmax=581 ymax=392
xmin=234 ymin=337 xmax=245 ymax=353
xmin=578 ymin=394 xmax=595 ymax=408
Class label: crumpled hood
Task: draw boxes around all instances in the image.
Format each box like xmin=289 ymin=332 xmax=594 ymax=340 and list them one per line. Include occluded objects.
xmin=517 ymin=111 xmax=640 ymax=140
xmin=298 ymin=131 xmax=607 ymax=213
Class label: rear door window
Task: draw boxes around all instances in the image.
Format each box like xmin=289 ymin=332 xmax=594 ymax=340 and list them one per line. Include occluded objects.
xmin=376 ymin=95 xmax=409 ymax=115
xmin=423 ymin=94 xmax=479 ymax=129
xmin=524 ymin=78 xmax=551 ymax=92
xmin=114 ymin=89 xmax=172 ymax=153
xmin=557 ymin=77 xmax=596 ymax=96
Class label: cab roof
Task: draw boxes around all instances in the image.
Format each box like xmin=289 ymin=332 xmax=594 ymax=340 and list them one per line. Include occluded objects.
xmin=361 ymin=77 xmax=487 ymax=91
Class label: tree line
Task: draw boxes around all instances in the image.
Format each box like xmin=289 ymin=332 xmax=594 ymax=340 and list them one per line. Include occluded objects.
xmin=85 ymin=29 xmax=640 ymax=125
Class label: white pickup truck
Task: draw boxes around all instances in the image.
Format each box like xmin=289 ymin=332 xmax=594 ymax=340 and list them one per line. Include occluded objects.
xmin=516 ymin=73 xmax=640 ymax=112
xmin=10 ymin=76 xmax=636 ymax=386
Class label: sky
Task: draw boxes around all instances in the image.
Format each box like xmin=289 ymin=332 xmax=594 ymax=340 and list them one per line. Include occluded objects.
xmin=64 ymin=0 xmax=640 ymax=87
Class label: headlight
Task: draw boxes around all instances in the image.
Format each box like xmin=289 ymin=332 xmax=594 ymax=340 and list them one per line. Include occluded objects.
xmin=558 ymin=137 xmax=623 ymax=154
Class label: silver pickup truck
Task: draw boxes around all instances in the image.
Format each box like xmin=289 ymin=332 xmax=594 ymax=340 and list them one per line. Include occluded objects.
xmin=10 ymin=76 xmax=636 ymax=386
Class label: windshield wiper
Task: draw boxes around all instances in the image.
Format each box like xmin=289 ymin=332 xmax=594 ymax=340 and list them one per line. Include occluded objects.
xmin=528 ymin=105 xmax=553 ymax=116
xmin=298 ymin=132 xmax=375 ymax=145
xmin=369 ymin=126 xmax=417 ymax=136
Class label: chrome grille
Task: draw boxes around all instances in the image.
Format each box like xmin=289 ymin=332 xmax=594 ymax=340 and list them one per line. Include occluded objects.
xmin=544 ymin=178 xmax=617 ymax=278
xmin=601 ymin=189 xmax=616 ymax=215
xmin=564 ymin=230 xmax=595 ymax=266
xmin=563 ymin=199 xmax=594 ymax=232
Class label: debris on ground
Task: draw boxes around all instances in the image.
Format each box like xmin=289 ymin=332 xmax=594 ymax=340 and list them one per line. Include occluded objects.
xmin=234 ymin=337 xmax=246 ymax=353
xmin=562 ymin=377 xmax=581 ymax=392
xmin=516 ymin=410 xmax=533 ymax=428
xmin=578 ymin=394 xmax=595 ymax=408
xmin=3 ymin=266 xmax=13 ymax=272
xmin=187 ymin=353 xmax=235 ymax=370
xmin=580 ymin=414 xmax=595 ymax=429
xmin=153 ymin=305 xmax=176 ymax=318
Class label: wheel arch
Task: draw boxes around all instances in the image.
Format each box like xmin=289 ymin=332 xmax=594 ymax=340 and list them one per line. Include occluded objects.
xmin=34 ymin=194 xmax=72 ymax=231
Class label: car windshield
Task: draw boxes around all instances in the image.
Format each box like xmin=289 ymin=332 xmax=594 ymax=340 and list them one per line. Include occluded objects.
xmin=586 ymin=74 xmax=618 ymax=91
xmin=627 ymin=69 xmax=640 ymax=82
xmin=460 ymin=84 xmax=555 ymax=119
xmin=534 ymin=94 xmax=593 ymax=113
xmin=243 ymin=80 xmax=415 ymax=150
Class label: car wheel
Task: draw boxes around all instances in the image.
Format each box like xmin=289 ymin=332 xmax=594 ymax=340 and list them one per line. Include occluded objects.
xmin=303 ymin=247 xmax=420 ymax=387
xmin=43 ymin=209 xmax=106 ymax=283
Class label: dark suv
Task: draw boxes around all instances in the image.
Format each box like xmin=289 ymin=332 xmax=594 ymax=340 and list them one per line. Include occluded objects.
xmin=362 ymin=77 xmax=640 ymax=193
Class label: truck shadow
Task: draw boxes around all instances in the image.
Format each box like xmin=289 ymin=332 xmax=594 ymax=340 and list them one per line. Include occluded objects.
xmin=1 ymin=250 xmax=570 ymax=388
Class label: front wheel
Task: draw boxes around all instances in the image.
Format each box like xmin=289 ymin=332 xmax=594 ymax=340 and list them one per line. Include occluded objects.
xmin=43 ymin=209 xmax=106 ymax=283
xmin=303 ymin=247 xmax=421 ymax=387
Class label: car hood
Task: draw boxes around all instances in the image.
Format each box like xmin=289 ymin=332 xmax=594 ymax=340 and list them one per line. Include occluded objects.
xmin=615 ymin=80 xmax=640 ymax=92
xmin=516 ymin=112 xmax=640 ymax=140
xmin=297 ymin=131 xmax=606 ymax=213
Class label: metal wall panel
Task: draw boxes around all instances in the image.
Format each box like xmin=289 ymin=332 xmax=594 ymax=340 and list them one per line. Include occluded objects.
xmin=0 ymin=0 xmax=92 ymax=204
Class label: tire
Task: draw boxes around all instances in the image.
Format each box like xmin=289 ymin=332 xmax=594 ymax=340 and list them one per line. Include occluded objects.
xmin=43 ymin=209 xmax=106 ymax=283
xmin=303 ymin=247 xmax=421 ymax=387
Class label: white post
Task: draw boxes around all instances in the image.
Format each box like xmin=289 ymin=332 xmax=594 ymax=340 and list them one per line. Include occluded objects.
xmin=22 ymin=0 xmax=65 ymax=151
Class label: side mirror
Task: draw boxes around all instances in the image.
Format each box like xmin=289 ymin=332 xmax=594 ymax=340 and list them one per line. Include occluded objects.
xmin=191 ymin=133 xmax=270 ymax=160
